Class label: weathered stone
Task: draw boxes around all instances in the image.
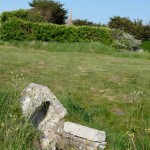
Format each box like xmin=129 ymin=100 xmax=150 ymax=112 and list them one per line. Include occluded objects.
xmin=20 ymin=83 xmax=67 ymax=128
xmin=40 ymin=134 xmax=56 ymax=150
xmin=20 ymin=83 xmax=67 ymax=117
xmin=56 ymin=122 xmax=106 ymax=150
xmin=63 ymin=122 xmax=106 ymax=142
xmin=56 ymin=133 xmax=106 ymax=150
xmin=20 ymin=83 xmax=67 ymax=149
xmin=20 ymin=83 xmax=106 ymax=150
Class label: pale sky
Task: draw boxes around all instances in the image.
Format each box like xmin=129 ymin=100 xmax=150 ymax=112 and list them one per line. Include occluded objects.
xmin=0 ymin=0 xmax=149 ymax=24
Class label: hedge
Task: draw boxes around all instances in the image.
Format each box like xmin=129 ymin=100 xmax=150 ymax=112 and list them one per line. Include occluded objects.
xmin=1 ymin=19 xmax=113 ymax=45
xmin=1 ymin=9 xmax=29 ymax=23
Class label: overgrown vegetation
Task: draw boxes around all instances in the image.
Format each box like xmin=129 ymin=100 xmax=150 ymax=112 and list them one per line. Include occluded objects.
xmin=0 ymin=42 xmax=150 ymax=149
xmin=0 ymin=88 xmax=40 ymax=150
xmin=0 ymin=41 xmax=115 ymax=54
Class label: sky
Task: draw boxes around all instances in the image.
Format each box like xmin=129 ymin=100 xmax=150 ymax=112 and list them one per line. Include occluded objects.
xmin=0 ymin=0 xmax=150 ymax=24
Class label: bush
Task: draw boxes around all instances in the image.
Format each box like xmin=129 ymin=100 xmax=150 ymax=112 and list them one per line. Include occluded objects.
xmin=1 ymin=19 xmax=113 ymax=45
xmin=1 ymin=9 xmax=29 ymax=23
xmin=141 ymin=41 xmax=150 ymax=52
xmin=1 ymin=19 xmax=34 ymax=41
xmin=112 ymin=29 xmax=142 ymax=50
xmin=1 ymin=9 xmax=47 ymax=24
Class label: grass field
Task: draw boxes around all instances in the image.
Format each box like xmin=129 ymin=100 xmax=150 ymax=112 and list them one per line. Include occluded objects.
xmin=0 ymin=41 xmax=150 ymax=150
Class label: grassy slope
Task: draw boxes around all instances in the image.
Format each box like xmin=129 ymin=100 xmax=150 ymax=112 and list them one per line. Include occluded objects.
xmin=0 ymin=42 xmax=150 ymax=149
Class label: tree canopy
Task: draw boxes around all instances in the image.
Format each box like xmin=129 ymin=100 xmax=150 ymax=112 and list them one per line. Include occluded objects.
xmin=29 ymin=0 xmax=67 ymax=24
xmin=73 ymin=19 xmax=94 ymax=26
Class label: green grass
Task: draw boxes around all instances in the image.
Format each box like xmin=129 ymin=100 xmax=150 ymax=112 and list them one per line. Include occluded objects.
xmin=0 ymin=41 xmax=150 ymax=149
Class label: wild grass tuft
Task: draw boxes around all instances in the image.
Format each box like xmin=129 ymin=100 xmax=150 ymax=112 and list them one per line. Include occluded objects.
xmin=0 ymin=88 xmax=40 ymax=150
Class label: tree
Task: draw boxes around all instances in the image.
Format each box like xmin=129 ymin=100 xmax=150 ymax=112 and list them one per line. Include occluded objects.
xmin=73 ymin=19 xmax=94 ymax=26
xmin=108 ymin=16 xmax=146 ymax=40
xmin=73 ymin=19 xmax=103 ymax=27
xmin=29 ymin=0 xmax=67 ymax=24
xmin=142 ymin=25 xmax=150 ymax=41
xmin=108 ymin=16 xmax=134 ymax=32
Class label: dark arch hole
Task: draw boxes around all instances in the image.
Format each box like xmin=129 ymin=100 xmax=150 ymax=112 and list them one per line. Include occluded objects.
xmin=29 ymin=101 xmax=50 ymax=127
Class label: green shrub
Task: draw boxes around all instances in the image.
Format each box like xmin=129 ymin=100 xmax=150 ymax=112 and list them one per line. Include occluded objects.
xmin=1 ymin=19 xmax=113 ymax=45
xmin=1 ymin=9 xmax=47 ymax=24
xmin=1 ymin=19 xmax=34 ymax=41
xmin=141 ymin=41 xmax=150 ymax=52
xmin=1 ymin=9 xmax=29 ymax=23
xmin=112 ymin=29 xmax=142 ymax=50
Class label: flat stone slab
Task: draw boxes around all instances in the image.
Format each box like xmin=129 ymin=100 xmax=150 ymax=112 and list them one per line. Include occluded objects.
xmin=63 ymin=122 xmax=106 ymax=143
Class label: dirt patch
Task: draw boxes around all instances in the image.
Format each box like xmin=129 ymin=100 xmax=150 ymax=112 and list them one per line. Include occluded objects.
xmin=109 ymin=75 xmax=121 ymax=83
xmin=77 ymin=66 xmax=87 ymax=73
xmin=111 ymin=108 xmax=125 ymax=116
xmin=90 ymin=88 xmax=115 ymax=101
xmin=38 ymin=61 xmax=45 ymax=65
xmin=21 ymin=68 xmax=33 ymax=74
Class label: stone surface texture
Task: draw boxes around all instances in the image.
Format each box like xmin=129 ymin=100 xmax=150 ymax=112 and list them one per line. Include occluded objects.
xmin=63 ymin=122 xmax=106 ymax=142
xmin=20 ymin=83 xmax=67 ymax=149
xmin=56 ymin=122 xmax=106 ymax=150
xmin=20 ymin=83 xmax=106 ymax=150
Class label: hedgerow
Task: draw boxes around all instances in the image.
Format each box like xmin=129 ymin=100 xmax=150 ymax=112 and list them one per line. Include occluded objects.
xmin=1 ymin=19 xmax=113 ymax=45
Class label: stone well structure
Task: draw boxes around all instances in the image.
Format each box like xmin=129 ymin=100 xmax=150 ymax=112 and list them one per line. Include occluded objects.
xmin=20 ymin=83 xmax=106 ymax=150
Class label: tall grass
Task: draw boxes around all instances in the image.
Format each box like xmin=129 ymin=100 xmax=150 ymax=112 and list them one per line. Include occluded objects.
xmin=61 ymin=94 xmax=150 ymax=150
xmin=1 ymin=40 xmax=149 ymax=60
xmin=0 ymin=88 xmax=40 ymax=150
xmin=0 ymin=40 xmax=115 ymax=54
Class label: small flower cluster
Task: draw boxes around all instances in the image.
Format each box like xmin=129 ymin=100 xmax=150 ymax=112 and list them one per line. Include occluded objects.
xmin=11 ymin=72 xmax=25 ymax=81
xmin=126 ymin=131 xmax=135 ymax=138
xmin=1 ymin=114 xmax=22 ymax=134
xmin=145 ymin=128 xmax=150 ymax=133
xmin=11 ymin=73 xmax=25 ymax=89
xmin=128 ymin=91 xmax=143 ymax=103
xmin=1 ymin=123 xmax=5 ymax=127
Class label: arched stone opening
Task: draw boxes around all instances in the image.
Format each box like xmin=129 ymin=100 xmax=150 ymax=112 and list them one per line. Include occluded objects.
xmin=29 ymin=101 xmax=50 ymax=127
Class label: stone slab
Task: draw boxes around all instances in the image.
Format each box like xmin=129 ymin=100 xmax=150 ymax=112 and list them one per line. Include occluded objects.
xmin=63 ymin=122 xmax=106 ymax=142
